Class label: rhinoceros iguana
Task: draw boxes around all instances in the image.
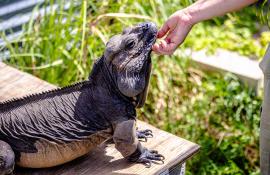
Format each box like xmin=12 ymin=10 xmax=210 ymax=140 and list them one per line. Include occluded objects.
xmin=0 ymin=22 xmax=164 ymax=175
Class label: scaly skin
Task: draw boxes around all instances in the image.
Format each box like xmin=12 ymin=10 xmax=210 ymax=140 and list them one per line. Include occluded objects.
xmin=0 ymin=22 xmax=164 ymax=174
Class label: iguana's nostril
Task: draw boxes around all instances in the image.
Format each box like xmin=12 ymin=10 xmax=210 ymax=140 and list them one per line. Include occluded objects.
xmin=143 ymin=23 xmax=149 ymax=29
xmin=142 ymin=26 xmax=149 ymax=33
xmin=141 ymin=22 xmax=157 ymax=33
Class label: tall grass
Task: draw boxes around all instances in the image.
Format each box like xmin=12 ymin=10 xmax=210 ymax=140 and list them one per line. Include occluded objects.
xmin=1 ymin=0 xmax=264 ymax=174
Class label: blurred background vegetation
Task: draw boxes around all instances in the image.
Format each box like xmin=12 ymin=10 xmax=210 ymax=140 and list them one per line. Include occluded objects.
xmin=1 ymin=0 xmax=269 ymax=174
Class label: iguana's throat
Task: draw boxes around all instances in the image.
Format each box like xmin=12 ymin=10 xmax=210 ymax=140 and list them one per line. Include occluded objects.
xmin=90 ymin=56 xmax=137 ymax=107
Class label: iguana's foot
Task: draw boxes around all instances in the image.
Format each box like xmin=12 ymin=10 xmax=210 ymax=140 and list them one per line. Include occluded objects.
xmin=129 ymin=145 xmax=165 ymax=168
xmin=136 ymin=129 xmax=153 ymax=142
xmin=136 ymin=149 xmax=165 ymax=168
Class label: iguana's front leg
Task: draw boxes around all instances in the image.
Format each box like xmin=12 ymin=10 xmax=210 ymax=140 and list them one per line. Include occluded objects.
xmin=113 ymin=120 xmax=164 ymax=167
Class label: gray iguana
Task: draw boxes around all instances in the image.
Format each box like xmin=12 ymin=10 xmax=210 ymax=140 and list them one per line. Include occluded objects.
xmin=0 ymin=22 xmax=164 ymax=175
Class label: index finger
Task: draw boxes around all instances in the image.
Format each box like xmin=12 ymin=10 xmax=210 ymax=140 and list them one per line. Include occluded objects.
xmin=157 ymin=22 xmax=170 ymax=38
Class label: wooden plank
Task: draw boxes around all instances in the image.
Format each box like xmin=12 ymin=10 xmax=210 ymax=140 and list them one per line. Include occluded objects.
xmin=0 ymin=62 xmax=200 ymax=175
xmin=0 ymin=62 xmax=55 ymax=101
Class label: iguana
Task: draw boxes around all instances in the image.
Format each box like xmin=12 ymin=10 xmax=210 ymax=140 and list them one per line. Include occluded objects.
xmin=0 ymin=22 xmax=164 ymax=175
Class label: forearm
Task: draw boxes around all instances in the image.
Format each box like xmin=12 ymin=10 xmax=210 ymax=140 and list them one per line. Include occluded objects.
xmin=185 ymin=0 xmax=258 ymax=24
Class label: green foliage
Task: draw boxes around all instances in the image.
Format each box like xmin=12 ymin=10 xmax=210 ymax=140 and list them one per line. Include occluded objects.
xmin=1 ymin=0 xmax=265 ymax=174
xmin=256 ymin=0 xmax=270 ymax=27
xmin=140 ymin=55 xmax=261 ymax=174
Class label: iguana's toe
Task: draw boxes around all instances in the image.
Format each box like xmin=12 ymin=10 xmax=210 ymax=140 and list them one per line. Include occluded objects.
xmin=136 ymin=129 xmax=153 ymax=142
xmin=134 ymin=149 xmax=165 ymax=168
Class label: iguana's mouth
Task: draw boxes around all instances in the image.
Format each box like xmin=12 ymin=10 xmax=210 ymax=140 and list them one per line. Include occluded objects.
xmin=144 ymin=22 xmax=158 ymax=51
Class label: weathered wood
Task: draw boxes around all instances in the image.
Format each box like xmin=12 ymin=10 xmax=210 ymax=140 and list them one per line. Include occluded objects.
xmin=0 ymin=62 xmax=200 ymax=175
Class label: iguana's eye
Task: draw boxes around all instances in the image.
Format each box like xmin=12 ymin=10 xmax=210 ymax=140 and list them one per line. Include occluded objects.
xmin=126 ymin=40 xmax=135 ymax=49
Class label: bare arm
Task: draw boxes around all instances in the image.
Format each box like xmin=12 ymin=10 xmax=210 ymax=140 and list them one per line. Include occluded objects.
xmin=186 ymin=0 xmax=257 ymax=23
xmin=153 ymin=0 xmax=258 ymax=55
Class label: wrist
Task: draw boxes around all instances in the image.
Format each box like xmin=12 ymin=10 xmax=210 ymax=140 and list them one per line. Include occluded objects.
xmin=182 ymin=7 xmax=200 ymax=26
xmin=172 ymin=9 xmax=195 ymax=30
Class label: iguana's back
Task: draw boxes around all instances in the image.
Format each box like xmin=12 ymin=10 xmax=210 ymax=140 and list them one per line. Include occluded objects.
xmin=0 ymin=81 xmax=112 ymax=168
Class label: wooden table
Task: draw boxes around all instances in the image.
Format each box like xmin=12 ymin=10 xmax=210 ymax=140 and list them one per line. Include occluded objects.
xmin=0 ymin=62 xmax=200 ymax=175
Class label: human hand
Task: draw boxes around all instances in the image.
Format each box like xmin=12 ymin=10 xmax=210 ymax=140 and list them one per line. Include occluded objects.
xmin=152 ymin=10 xmax=194 ymax=55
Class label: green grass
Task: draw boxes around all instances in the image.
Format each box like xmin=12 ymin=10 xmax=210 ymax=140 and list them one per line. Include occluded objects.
xmin=1 ymin=0 xmax=266 ymax=174
xmin=142 ymin=55 xmax=261 ymax=174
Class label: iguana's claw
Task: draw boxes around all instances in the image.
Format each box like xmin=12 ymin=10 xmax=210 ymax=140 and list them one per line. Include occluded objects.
xmin=136 ymin=149 xmax=165 ymax=168
xmin=136 ymin=129 xmax=153 ymax=142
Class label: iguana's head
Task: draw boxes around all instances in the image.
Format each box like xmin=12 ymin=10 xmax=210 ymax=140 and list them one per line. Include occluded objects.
xmin=104 ymin=22 xmax=157 ymax=108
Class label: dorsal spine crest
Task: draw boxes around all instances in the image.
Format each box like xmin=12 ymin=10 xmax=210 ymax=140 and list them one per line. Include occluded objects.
xmin=0 ymin=80 xmax=92 ymax=110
